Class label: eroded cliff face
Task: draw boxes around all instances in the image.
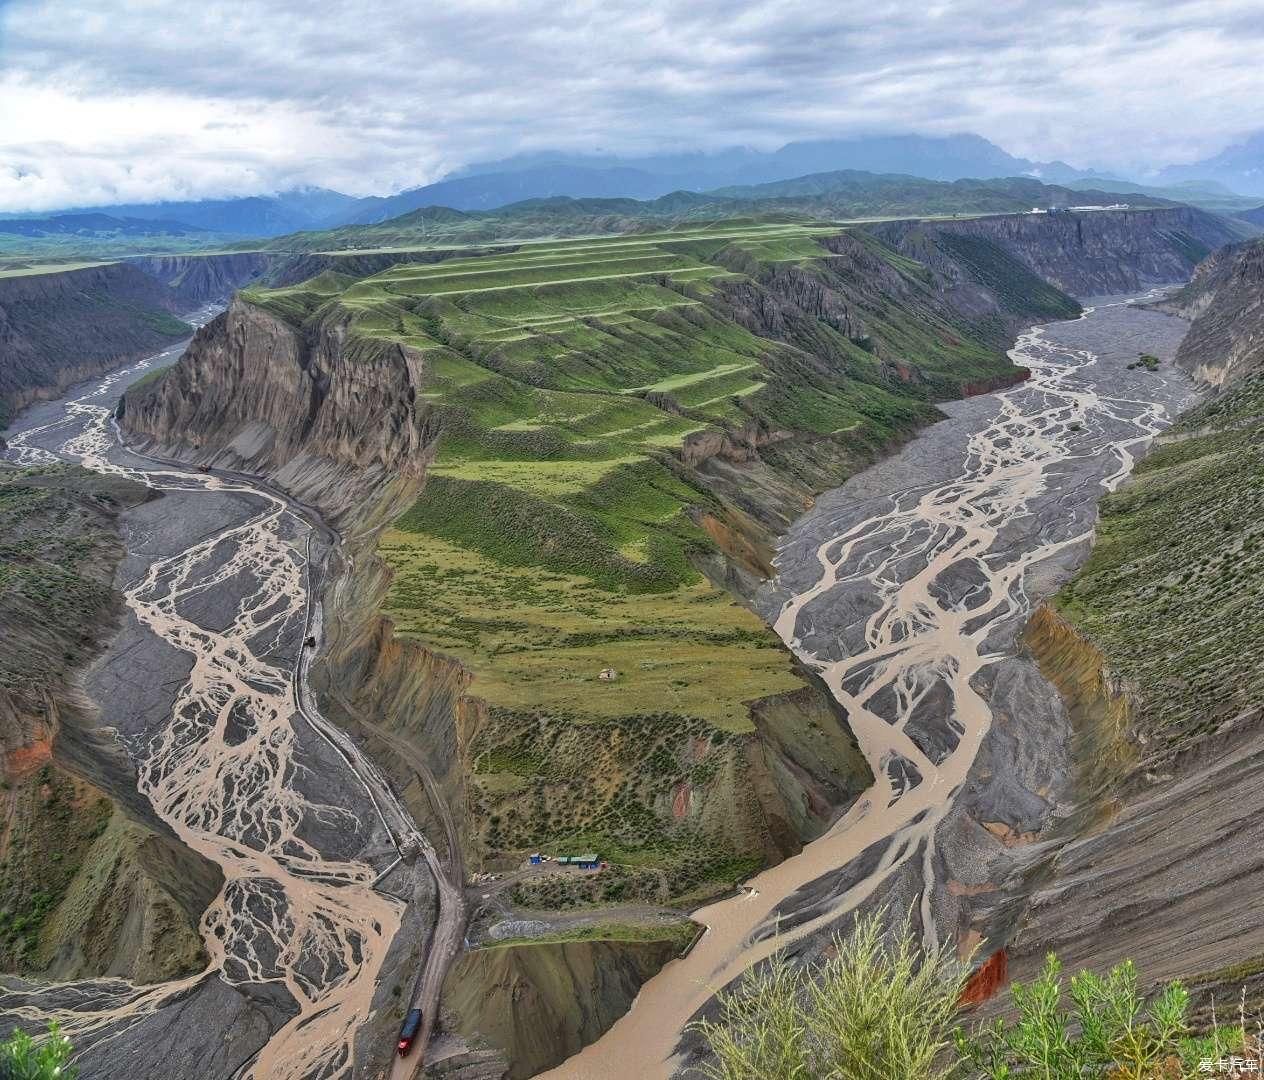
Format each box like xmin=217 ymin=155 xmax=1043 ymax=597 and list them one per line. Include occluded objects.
xmin=987 ymin=350 xmax=1264 ymax=1011
xmin=127 ymin=252 xmax=274 ymax=305
xmin=0 ymin=263 xmax=190 ymax=427
xmin=118 ymin=291 xmax=876 ymax=865
xmin=1021 ymin=606 xmax=1138 ymax=802
xmin=112 ymin=216 xmax=1141 ymax=1070
xmin=116 ymin=279 xmax=879 ymax=1072
xmin=870 ymin=207 xmax=1240 ymax=297
xmin=120 ymin=297 xmax=440 ymax=520
xmin=1157 ymin=238 xmax=1264 ymax=385
xmin=119 ymin=296 xmax=459 ymax=841
xmin=1006 ymin=601 xmax=1264 ymax=1011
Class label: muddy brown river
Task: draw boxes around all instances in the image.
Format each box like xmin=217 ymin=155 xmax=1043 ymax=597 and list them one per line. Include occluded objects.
xmin=2 ymin=327 xmax=424 ymax=1080
xmin=544 ymin=295 xmax=1193 ymax=1079
xmin=2 ymin=294 xmax=1192 ymax=1079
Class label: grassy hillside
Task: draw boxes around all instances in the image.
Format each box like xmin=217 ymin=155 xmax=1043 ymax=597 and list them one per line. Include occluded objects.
xmin=1053 ymin=373 xmax=1264 ymax=753
xmin=236 ymin=222 xmax=1063 ymax=900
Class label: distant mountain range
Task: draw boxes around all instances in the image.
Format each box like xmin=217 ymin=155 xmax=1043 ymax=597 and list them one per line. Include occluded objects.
xmin=263 ymin=172 xmax=1197 ymax=255
xmin=0 ymin=189 xmax=360 ymax=238
xmin=1158 ymin=132 xmax=1264 ymax=196
xmin=345 ymin=134 xmax=1090 ymax=224
xmin=0 ymin=213 xmax=209 ymax=238
xmin=0 ymin=212 xmax=239 ymax=260
xmin=1062 ymin=177 xmax=1263 ymax=214
xmin=341 ymin=164 xmax=669 ymax=223
xmin=6 ymin=131 xmax=1264 ymax=243
xmin=451 ymin=133 xmax=1088 ymax=186
xmin=0 ymin=134 xmax=1097 ymax=237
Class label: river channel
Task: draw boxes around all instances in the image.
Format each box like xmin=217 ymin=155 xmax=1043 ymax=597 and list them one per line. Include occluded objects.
xmin=544 ymin=294 xmax=1194 ymax=1079
xmin=2 ymin=294 xmax=1193 ymax=1079
xmin=2 ymin=327 xmax=421 ymax=1080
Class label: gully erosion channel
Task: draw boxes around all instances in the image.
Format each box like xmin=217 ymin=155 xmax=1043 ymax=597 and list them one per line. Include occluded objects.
xmin=1 ymin=294 xmax=1191 ymax=1080
xmin=0 ymin=321 xmax=455 ymax=1080
xmin=545 ymin=293 xmax=1194 ymax=1080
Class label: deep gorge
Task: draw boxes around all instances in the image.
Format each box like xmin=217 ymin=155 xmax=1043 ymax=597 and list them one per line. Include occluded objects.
xmin=1 ymin=206 xmax=1255 ymax=1078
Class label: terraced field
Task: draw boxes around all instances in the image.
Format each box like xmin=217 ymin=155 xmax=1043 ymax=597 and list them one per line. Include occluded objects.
xmin=242 ymin=221 xmax=1049 ymax=900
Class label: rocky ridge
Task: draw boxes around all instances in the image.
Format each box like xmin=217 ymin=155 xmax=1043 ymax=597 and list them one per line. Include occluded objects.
xmin=1156 ymin=237 xmax=1264 ymax=384
xmin=870 ymin=205 xmax=1240 ymax=296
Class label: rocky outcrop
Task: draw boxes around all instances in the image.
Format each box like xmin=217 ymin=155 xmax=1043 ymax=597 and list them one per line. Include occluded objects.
xmin=0 ymin=263 xmax=190 ymax=427
xmin=127 ymin=252 xmax=274 ymax=305
xmin=870 ymin=207 xmax=1240 ymax=297
xmin=1021 ymin=606 xmax=1138 ymax=800
xmin=743 ymin=683 xmax=873 ymax=848
xmin=1157 ymin=238 xmax=1264 ymax=385
xmin=118 ymin=297 xmax=440 ymax=520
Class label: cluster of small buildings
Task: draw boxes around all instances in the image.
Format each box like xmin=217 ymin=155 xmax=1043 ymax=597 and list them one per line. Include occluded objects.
xmin=1028 ymin=203 xmax=1133 ymax=215
xmin=529 ymin=852 xmax=602 ymax=869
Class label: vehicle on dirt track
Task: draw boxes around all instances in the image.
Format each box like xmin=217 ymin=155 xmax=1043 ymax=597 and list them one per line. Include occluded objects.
xmin=397 ymin=1008 xmax=423 ymax=1056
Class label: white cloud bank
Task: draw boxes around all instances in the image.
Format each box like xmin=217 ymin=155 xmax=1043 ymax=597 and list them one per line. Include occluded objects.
xmin=2 ymin=0 xmax=1263 ymax=211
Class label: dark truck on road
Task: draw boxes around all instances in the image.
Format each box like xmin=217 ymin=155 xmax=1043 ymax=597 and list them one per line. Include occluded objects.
xmin=397 ymin=1008 xmax=423 ymax=1056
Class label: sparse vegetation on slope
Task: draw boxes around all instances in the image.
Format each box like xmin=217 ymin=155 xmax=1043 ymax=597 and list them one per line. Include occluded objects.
xmin=1053 ymin=373 xmax=1264 ymax=756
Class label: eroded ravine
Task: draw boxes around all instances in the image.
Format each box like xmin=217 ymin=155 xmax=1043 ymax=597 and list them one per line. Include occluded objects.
xmin=545 ymin=296 xmax=1193 ymax=1079
xmin=1 ymin=341 xmax=419 ymax=1079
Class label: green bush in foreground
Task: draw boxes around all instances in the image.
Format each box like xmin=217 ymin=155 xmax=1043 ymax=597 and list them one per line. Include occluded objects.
xmin=694 ymin=913 xmax=1249 ymax=1079
xmin=957 ymin=954 xmax=1216 ymax=1079
xmin=692 ymin=912 xmax=968 ymax=1079
xmin=0 ymin=1022 xmax=76 ymax=1080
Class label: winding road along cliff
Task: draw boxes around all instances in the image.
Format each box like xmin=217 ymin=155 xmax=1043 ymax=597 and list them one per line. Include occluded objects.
xmin=542 ymin=294 xmax=1193 ymax=1079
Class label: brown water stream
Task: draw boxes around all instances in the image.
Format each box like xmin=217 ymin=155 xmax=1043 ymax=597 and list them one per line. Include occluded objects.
xmin=544 ymin=299 xmax=1187 ymax=1079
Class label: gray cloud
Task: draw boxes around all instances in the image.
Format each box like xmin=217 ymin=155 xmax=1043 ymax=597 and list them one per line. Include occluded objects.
xmin=1 ymin=0 xmax=1263 ymax=210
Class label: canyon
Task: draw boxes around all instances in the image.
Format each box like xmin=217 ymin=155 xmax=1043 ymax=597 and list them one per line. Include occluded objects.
xmin=0 ymin=254 xmax=273 ymax=430
xmin=0 ymin=206 xmax=1259 ymax=1078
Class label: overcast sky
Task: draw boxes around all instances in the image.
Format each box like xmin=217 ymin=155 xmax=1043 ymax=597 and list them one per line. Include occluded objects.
xmin=2 ymin=0 xmax=1263 ymax=211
